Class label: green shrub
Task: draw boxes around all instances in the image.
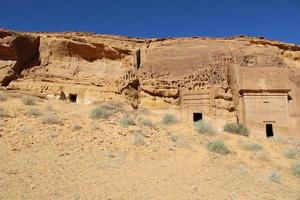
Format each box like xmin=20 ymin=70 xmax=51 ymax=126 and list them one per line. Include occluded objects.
xmin=195 ymin=121 xmax=214 ymax=135
xmin=241 ymin=142 xmax=263 ymax=151
xmin=137 ymin=107 xmax=150 ymax=115
xmin=72 ymin=124 xmax=82 ymax=131
xmin=162 ymin=113 xmax=177 ymax=125
xmin=41 ymin=114 xmax=60 ymax=125
xmin=255 ymin=150 xmax=270 ymax=162
xmin=119 ymin=116 xmax=135 ymax=128
xmin=27 ymin=108 xmax=42 ymax=117
xmin=90 ymin=107 xmax=110 ymax=119
xmin=223 ymin=123 xmax=249 ymax=136
xmin=0 ymin=93 xmax=7 ymax=101
xmin=132 ymin=132 xmax=146 ymax=146
xmin=141 ymin=119 xmax=153 ymax=127
xmin=283 ymin=148 xmax=298 ymax=159
xmin=100 ymin=101 xmax=123 ymax=113
xmin=21 ymin=96 xmax=35 ymax=105
xmin=206 ymin=140 xmax=230 ymax=155
xmin=292 ymin=162 xmax=300 ymax=178
xmin=268 ymin=171 xmax=281 ymax=183
xmin=0 ymin=108 xmax=7 ymax=117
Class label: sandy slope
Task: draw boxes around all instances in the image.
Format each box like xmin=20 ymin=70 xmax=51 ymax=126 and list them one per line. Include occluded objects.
xmin=0 ymin=92 xmax=300 ymax=200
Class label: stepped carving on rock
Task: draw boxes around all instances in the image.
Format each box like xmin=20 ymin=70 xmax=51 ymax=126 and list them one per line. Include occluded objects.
xmin=1 ymin=28 xmax=300 ymax=137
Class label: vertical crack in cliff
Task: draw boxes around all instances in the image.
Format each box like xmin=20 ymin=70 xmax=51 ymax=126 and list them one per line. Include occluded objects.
xmin=136 ymin=49 xmax=141 ymax=70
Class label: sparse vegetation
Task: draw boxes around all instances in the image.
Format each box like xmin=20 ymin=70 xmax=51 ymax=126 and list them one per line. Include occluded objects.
xmin=27 ymin=108 xmax=42 ymax=117
xmin=292 ymin=162 xmax=300 ymax=178
xmin=44 ymin=104 xmax=54 ymax=111
xmin=169 ymin=133 xmax=189 ymax=148
xmin=206 ymin=140 xmax=230 ymax=155
xmin=223 ymin=122 xmax=249 ymax=136
xmin=41 ymin=114 xmax=60 ymax=125
xmin=283 ymin=148 xmax=298 ymax=159
xmin=240 ymin=142 xmax=263 ymax=152
xmin=119 ymin=116 xmax=135 ymax=128
xmin=21 ymin=95 xmax=35 ymax=105
xmin=0 ymin=93 xmax=7 ymax=101
xmin=90 ymin=107 xmax=110 ymax=119
xmin=137 ymin=107 xmax=150 ymax=115
xmin=268 ymin=170 xmax=281 ymax=183
xmin=141 ymin=119 xmax=153 ymax=127
xmin=72 ymin=124 xmax=82 ymax=131
xmin=162 ymin=113 xmax=177 ymax=125
xmin=19 ymin=126 xmax=30 ymax=134
xmin=132 ymin=132 xmax=146 ymax=146
xmin=0 ymin=108 xmax=7 ymax=117
xmin=100 ymin=101 xmax=123 ymax=114
xmin=194 ymin=121 xmax=214 ymax=135
xmin=254 ymin=150 xmax=270 ymax=162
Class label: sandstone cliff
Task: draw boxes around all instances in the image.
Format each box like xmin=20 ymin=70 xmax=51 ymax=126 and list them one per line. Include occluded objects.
xmin=1 ymin=29 xmax=300 ymax=134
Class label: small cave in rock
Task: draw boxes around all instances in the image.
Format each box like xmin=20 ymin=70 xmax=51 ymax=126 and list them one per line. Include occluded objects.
xmin=193 ymin=112 xmax=203 ymax=122
xmin=266 ymin=124 xmax=274 ymax=137
xmin=69 ymin=94 xmax=77 ymax=103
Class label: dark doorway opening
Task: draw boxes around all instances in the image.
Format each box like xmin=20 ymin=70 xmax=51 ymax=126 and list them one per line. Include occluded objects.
xmin=69 ymin=94 xmax=77 ymax=103
xmin=193 ymin=113 xmax=203 ymax=122
xmin=266 ymin=124 xmax=274 ymax=137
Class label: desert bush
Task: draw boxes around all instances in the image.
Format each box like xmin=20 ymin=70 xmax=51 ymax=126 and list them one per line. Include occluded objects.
xmin=44 ymin=104 xmax=54 ymax=111
xmin=283 ymin=148 xmax=298 ymax=159
xmin=119 ymin=116 xmax=135 ymax=128
xmin=27 ymin=108 xmax=42 ymax=117
xmin=206 ymin=140 xmax=230 ymax=155
xmin=90 ymin=107 xmax=110 ymax=119
xmin=254 ymin=150 xmax=270 ymax=162
xmin=141 ymin=119 xmax=153 ymax=127
xmin=268 ymin=170 xmax=281 ymax=183
xmin=169 ymin=133 xmax=189 ymax=148
xmin=0 ymin=93 xmax=7 ymax=101
xmin=194 ymin=121 xmax=214 ymax=135
xmin=137 ymin=107 xmax=150 ymax=115
xmin=132 ymin=132 xmax=146 ymax=146
xmin=223 ymin=123 xmax=249 ymax=136
xmin=41 ymin=114 xmax=60 ymax=125
xmin=100 ymin=101 xmax=123 ymax=113
xmin=21 ymin=96 xmax=35 ymax=105
xmin=292 ymin=162 xmax=300 ymax=178
xmin=72 ymin=124 xmax=82 ymax=131
xmin=19 ymin=126 xmax=30 ymax=134
xmin=162 ymin=113 xmax=177 ymax=125
xmin=241 ymin=142 xmax=263 ymax=152
xmin=0 ymin=108 xmax=7 ymax=117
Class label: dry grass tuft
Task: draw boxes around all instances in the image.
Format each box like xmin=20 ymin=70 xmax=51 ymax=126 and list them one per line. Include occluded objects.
xmin=223 ymin=123 xmax=249 ymax=136
xmin=162 ymin=113 xmax=177 ymax=125
xmin=41 ymin=114 xmax=61 ymax=125
xmin=206 ymin=140 xmax=230 ymax=155
xmin=21 ymin=96 xmax=35 ymax=105
xmin=27 ymin=108 xmax=42 ymax=117
xmin=195 ymin=121 xmax=214 ymax=135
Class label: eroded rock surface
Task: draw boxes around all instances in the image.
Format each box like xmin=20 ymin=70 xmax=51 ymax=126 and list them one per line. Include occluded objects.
xmin=1 ymin=29 xmax=300 ymax=134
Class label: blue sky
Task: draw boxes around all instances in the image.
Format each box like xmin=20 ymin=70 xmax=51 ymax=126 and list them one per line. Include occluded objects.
xmin=1 ymin=0 xmax=300 ymax=44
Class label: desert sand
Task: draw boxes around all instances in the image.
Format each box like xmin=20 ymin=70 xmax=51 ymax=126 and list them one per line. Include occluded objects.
xmin=0 ymin=91 xmax=299 ymax=200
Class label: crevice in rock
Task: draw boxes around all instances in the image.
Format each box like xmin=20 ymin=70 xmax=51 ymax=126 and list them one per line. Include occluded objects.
xmin=135 ymin=49 xmax=141 ymax=70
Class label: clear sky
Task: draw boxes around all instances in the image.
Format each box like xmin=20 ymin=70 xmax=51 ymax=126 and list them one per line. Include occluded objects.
xmin=1 ymin=0 xmax=300 ymax=44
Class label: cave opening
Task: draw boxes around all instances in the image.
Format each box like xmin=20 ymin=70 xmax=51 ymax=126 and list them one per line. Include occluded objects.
xmin=266 ymin=124 xmax=274 ymax=137
xmin=193 ymin=112 xmax=203 ymax=122
xmin=69 ymin=94 xmax=77 ymax=103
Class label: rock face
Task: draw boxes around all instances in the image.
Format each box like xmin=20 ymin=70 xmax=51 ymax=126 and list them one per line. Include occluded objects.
xmin=1 ymin=29 xmax=300 ymax=136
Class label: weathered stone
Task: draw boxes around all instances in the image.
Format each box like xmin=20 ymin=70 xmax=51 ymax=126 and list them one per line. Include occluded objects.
xmin=1 ymin=29 xmax=300 ymax=136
